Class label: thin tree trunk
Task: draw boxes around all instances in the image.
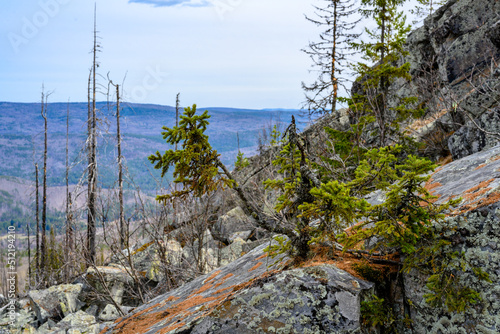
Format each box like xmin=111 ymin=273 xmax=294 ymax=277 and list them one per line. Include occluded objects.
xmin=65 ymin=101 xmax=73 ymax=281
xmin=173 ymin=93 xmax=180 ymax=227
xmin=331 ymin=0 xmax=338 ymax=114
xmin=87 ymin=5 xmax=98 ymax=265
xmin=379 ymin=3 xmax=387 ymax=147
xmin=41 ymin=90 xmax=48 ymax=283
xmin=116 ymin=84 xmax=125 ymax=249
xmin=35 ymin=163 xmax=39 ymax=283
xmin=27 ymin=223 xmax=31 ymax=286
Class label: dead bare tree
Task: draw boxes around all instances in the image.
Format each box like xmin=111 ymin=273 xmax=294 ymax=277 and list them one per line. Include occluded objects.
xmin=64 ymin=100 xmax=75 ymax=282
xmin=40 ymin=86 xmax=51 ymax=284
xmin=34 ymin=162 xmax=40 ymax=283
xmin=87 ymin=4 xmax=99 ymax=265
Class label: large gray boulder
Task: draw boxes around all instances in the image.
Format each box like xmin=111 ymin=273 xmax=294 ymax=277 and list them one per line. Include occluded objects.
xmin=28 ymin=284 xmax=84 ymax=321
xmin=85 ymin=265 xmax=134 ymax=306
xmin=211 ymin=206 xmax=256 ymax=244
xmin=403 ymin=144 xmax=500 ymax=333
xmin=403 ymin=0 xmax=500 ymax=115
xmin=448 ymin=107 xmax=500 ymax=159
xmin=102 ymin=241 xmax=374 ymax=333
xmin=360 ymin=0 xmax=500 ymax=159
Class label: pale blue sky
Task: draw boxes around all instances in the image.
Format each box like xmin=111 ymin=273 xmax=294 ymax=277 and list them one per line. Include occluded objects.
xmin=0 ymin=0 xmax=420 ymax=109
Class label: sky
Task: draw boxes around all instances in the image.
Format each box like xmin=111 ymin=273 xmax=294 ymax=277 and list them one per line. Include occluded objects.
xmin=0 ymin=0 xmax=422 ymax=109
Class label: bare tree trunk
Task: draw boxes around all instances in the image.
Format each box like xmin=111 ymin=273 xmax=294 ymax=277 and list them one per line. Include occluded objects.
xmin=116 ymin=84 xmax=125 ymax=249
xmin=331 ymin=0 xmax=338 ymax=114
xmin=87 ymin=5 xmax=98 ymax=265
xmin=41 ymin=90 xmax=48 ymax=283
xmin=65 ymin=101 xmax=73 ymax=281
xmin=378 ymin=2 xmax=388 ymax=147
xmin=27 ymin=223 xmax=31 ymax=286
xmin=174 ymin=93 xmax=180 ymax=227
xmin=35 ymin=162 xmax=39 ymax=284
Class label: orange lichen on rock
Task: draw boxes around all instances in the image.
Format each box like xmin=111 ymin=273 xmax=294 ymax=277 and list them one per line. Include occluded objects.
xmin=248 ymin=262 xmax=263 ymax=272
xmin=424 ymin=179 xmax=443 ymax=192
xmin=451 ymin=178 xmax=500 ymax=215
xmin=203 ymin=270 xmax=221 ymax=284
xmin=462 ymin=179 xmax=494 ymax=202
xmin=110 ymin=303 xmax=169 ymax=333
xmin=158 ymin=321 xmax=186 ymax=334
xmin=255 ymin=253 xmax=268 ymax=261
xmin=213 ymin=273 xmax=234 ymax=289
xmin=298 ymin=244 xmax=399 ymax=281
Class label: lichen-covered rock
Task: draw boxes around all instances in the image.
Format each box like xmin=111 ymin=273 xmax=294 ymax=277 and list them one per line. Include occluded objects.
xmin=404 ymin=0 xmax=500 ymax=113
xmin=228 ymin=230 xmax=253 ymax=243
xmin=218 ymin=237 xmax=246 ymax=267
xmin=448 ymin=107 xmax=500 ymax=159
xmin=373 ymin=0 xmax=500 ymax=159
xmin=50 ymin=310 xmax=99 ymax=334
xmin=97 ymin=304 xmax=121 ymax=322
xmin=212 ymin=206 xmax=256 ymax=244
xmin=102 ymin=241 xmax=373 ymax=333
xmin=85 ymin=265 xmax=134 ymax=306
xmin=403 ymin=144 xmax=500 ymax=333
xmin=0 ymin=308 xmax=37 ymax=333
xmin=28 ymin=284 xmax=84 ymax=321
xmin=188 ymin=265 xmax=373 ymax=334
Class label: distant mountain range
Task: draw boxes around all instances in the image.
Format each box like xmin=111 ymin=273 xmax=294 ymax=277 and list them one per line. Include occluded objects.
xmin=0 ymin=101 xmax=308 ymax=233
xmin=0 ymin=101 xmax=307 ymax=192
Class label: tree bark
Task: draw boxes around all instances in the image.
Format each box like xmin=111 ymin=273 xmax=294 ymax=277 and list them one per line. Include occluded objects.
xmin=87 ymin=5 xmax=98 ymax=265
xmin=41 ymin=91 xmax=48 ymax=282
xmin=116 ymin=84 xmax=125 ymax=249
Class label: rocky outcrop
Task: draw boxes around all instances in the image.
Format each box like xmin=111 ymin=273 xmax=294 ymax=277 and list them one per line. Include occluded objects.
xmin=28 ymin=284 xmax=84 ymax=321
xmin=405 ymin=0 xmax=500 ymax=112
xmin=403 ymin=144 xmax=500 ymax=333
xmin=381 ymin=0 xmax=500 ymax=158
xmin=102 ymin=242 xmax=374 ymax=334
xmin=448 ymin=107 xmax=500 ymax=159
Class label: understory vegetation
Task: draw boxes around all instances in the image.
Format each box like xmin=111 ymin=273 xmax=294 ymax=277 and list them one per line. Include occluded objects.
xmin=147 ymin=0 xmax=492 ymax=330
xmin=7 ymin=0 xmax=497 ymax=332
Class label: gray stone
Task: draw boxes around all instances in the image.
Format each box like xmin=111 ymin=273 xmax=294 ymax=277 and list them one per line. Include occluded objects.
xmin=401 ymin=144 xmax=500 ymax=333
xmin=218 ymin=238 xmax=246 ymax=267
xmin=85 ymin=265 xmax=134 ymax=305
xmin=361 ymin=0 xmax=500 ymax=159
xmin=212 ymin=206 xmax=255 ymax=244
xmin=101 ymin=240 xmax=374 ymax=334
xmin=58 ymin=310 xmax=99 ymax=334
xmin=28 ymin=284 xmax=84 ymax=320
xmin=228 ymin=230 xmax=253 ymax=243
xmin=0 ymin=308 xmax=37 ymax=333
xmin=448 ymin=107 xmax=500 ymax=159
xmin=83 ymin=304 xmax=98 ymax=317
xmin=98 ymin=304 xmax=121 ymax=322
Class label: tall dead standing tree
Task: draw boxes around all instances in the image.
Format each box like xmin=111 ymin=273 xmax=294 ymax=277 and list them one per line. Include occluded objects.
xmin=87 ymin=5 xmax=99 ymax=265
xmin=40 ymin=87 xmax=50 ymax=282
xmin=65 ymin=101 xmax=74 ymax=281
xmin=34 ymin=161 xmax=39 ymax=283
xmin=108 ymin=81 xmax=126 ymax=249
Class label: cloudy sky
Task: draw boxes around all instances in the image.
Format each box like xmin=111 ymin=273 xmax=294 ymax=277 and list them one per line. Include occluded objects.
xmin=0 ymin=0 xmax=420 ymax=109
